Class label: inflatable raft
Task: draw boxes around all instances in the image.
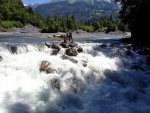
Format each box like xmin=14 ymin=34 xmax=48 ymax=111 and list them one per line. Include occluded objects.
xmin=53 ymin=34 xmax=64 ymax=38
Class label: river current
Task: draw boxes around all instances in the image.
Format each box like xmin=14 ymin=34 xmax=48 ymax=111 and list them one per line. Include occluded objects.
xmin=0 ymin=33 xmax=150 ymax=113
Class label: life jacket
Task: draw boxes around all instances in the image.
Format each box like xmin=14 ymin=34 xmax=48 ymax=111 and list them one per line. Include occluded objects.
xmin=64 ymin=35 xmax=67 ymax=40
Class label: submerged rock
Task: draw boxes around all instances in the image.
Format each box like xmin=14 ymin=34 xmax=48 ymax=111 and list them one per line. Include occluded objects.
xmin=76 ymin=46 xmax=83 ymax=53
xmin=65 ymin=77 xmax=85 ymax=94
xmin=100 ymin=43 xmax=107 ymax=48
xmin=0 ymin=56 xmax=2 ymax=62
xmin=51 ymin=49 xmax=60 ymax=55
xmin=62 ymin=55 xmax=78 ymax=63
xmin=88 ymin=66 xmax=99 ymax=73
xmin=7 ymin=45 xmax=17 ymax=54
xmin=137 ymin=48 xmax=150 ymax=55
xmin=45 ymin=42 xmax=51 ymax=48
xmin=131 ymin=65 xmax=144 ymax=71
xmin=48 ymin=78 xmax=60 ymax=90
xmin=46 ymin=67 xmax=57 ymax=74
xmin=81 ymin=60 xmax=87 ymax=67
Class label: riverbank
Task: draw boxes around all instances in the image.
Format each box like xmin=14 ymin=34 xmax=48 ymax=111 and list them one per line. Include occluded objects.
xmin=0 ymin=30 xmax=131 ymax=39
xmin=0 ymin=24 xmax=131 ymax=39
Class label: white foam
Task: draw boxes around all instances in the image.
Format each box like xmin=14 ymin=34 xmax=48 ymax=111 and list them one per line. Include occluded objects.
xmin=0 ymin=40 xmax=149 ymax=113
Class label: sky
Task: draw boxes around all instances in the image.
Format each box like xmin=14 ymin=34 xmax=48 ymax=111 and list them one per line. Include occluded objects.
xmin=21 ymin=0 xmax=50 ymax=5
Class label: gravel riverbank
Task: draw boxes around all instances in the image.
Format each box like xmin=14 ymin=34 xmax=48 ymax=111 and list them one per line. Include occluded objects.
xmin=0 ymin=24 xmax=131 ymax=39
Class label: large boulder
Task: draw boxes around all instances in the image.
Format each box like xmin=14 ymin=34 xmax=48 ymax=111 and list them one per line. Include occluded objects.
xmin=51 ymin=44 xmax=61 ymax=50
xmin=66 ymin=48 xmax=78 ymax=56
xmin=60 ymin=43 xmax=69 ymax=48
xmin=39 ymin=60 xmax=50 ymax=72
xmin=69 ymin=43 xmax=78 ymax=48
xmin=51 ymin=44 xmax=61 ymax=55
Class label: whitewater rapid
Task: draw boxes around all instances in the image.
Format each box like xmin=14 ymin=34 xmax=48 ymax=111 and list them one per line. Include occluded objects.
xmin=0 ymin=37 xmax=150 ymax=113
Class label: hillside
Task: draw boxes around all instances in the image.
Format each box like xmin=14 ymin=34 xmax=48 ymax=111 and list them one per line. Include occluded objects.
xmin=0 ymin=0 xmax=45 ymax=29
xmin=0 ymin=0 xmax=25 ymax=21
xmin=34 ymin=0 xmax=119 ymax=23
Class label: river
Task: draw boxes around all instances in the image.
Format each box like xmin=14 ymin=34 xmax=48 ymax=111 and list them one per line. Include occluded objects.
xmin=0 ymin=33 xmax=149 ymax=113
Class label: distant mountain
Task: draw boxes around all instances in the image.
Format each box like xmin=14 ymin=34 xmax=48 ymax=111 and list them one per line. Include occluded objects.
xmin=34 ymin=0 xmax=119 ymax=23
xmin=26 ymin=4 xmax=40 ymax=10
xmin=49 ymin=0 xmax=115 ymax=4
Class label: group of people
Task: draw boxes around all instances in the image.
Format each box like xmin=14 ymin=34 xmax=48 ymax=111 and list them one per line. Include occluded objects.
xmin=63 ymin=30 xmax=73 ymax=43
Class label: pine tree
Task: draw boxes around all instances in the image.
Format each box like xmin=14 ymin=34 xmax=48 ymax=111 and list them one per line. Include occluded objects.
xmin=115 ymin=0 xmax=150 ymax=42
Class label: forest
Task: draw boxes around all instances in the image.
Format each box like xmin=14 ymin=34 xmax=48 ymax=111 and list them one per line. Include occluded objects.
xmin=0 ymin=0 xmax=150 ymax=43
xmin=0 ymin=0 xmax=128 ymax=33
xmin=115 ymin=0 xmax=150 ymax=42
xmin=0 ymin=0 xmax=44 ymax=29
xmin=34 ymin=0 xmax=120 ymax=23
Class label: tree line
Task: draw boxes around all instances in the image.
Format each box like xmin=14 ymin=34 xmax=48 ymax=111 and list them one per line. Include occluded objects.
xmin=41 ymin=15 xmax=129 ymax=33
xmin=0 ymin=0 xmax=128 ymax=33
xmin=115 ymin=0 xmax=150 ymax=42
xmin=0 ymin=0 xmax=44 ymax=29
xmin=1 ymin=0 xmax=150 ymax=43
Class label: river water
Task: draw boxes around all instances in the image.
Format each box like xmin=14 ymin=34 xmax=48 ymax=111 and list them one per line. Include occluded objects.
xmin=0 ymin=33 xmax=150 ymax=113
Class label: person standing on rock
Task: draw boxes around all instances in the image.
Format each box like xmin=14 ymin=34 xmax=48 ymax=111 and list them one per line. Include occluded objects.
xmin=68 ymin=30 xmax=73 ymax=43
xmin=63 ymin=33 xmax=67 ymax=43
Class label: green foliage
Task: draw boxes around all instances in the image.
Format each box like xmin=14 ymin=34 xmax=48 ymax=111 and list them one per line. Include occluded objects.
xmin=92 ymin=21 xmax=100 ymax=31
xmin=28 ymin=7 xmax=34 ymax=14
xmin=107 ymin=21 xmax=117 ymax=31
xmin=0 ymin=0 xmax=45 ymax=29
xmin=0 ymin=21 xmax=23 ymax=28
xmin=83 ymin=16 xmax=123 ymax=32
xmin=115 ymin=0 xmax=150 ymax=41
xmin=34 ymin=1 xmax=119 ymax=24
xmin=43 ymin=15 xmax=121 ymax=33
xmin=0 ymin=0 xmax=128 ymax=34
xmin=42 ymin=16 xmax=77 ymax=33
xmin=79 ymin=25 xmax=94 ymax=32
